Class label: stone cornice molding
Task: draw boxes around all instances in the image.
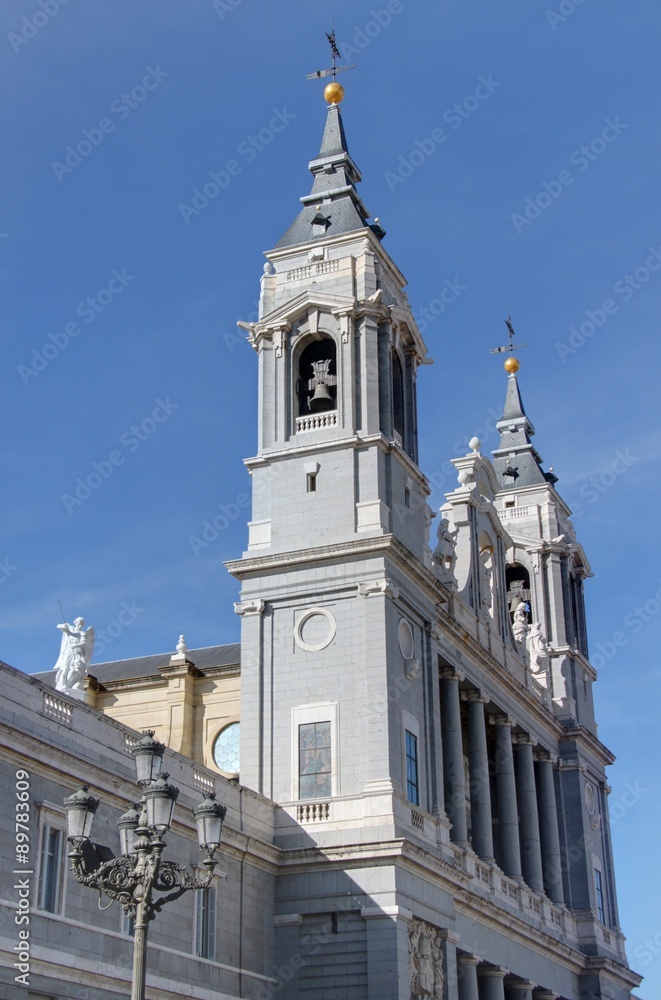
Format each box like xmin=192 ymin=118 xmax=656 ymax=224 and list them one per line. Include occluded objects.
xmin=559 ymin=725 xmax=616 ymax=766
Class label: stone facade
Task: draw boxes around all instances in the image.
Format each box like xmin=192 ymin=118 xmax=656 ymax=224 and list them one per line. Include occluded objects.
xmin=0 ymin=99 xmax=642 ymax=999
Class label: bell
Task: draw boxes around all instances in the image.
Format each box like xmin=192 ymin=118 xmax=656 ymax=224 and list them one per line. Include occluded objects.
xmin=309 ymin=382 xmax=333 ymax=411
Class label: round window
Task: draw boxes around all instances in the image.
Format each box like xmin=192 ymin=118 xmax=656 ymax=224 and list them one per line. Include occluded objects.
xmin=213 ymin=722 xmax=240 ymax=774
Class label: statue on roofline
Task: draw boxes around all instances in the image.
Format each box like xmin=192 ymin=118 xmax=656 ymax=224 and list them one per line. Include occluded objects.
xmin=53 ymin=617 xmax=94 ymax=695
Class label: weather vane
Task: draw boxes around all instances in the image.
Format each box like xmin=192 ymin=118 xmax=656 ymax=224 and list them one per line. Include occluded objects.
xmin=489 ymin=314 xmax=528 ymax=373
xmin=306 ymin=23 xmax=355 ymax=104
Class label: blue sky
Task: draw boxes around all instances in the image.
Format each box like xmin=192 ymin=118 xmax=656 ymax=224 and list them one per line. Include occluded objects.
xmin=2 ymin=1 xmax=659 ymax=991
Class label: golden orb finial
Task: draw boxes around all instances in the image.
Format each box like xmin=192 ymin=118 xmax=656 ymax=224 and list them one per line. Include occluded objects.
xmin=324 ymin=81 xmax=344 ymax=104
xmin=504 ymin=356 xmax=520 ymax=374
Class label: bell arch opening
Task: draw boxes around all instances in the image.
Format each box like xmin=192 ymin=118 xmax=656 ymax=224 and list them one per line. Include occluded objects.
xmin=297 ymin=336 xmax=337 ymax=415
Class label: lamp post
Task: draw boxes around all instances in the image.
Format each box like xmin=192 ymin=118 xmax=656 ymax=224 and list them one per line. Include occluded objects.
xmin=64 ymin=730 xmax=226 ymax=1000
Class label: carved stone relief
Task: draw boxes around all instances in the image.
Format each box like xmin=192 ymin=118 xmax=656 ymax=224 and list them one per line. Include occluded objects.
xmin=409 ymin=918 xmax=444 ymax=1000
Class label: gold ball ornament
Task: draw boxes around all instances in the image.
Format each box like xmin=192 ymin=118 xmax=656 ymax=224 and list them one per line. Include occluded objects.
xmin=324 ymin=82 xmax=344 ymax=104
xmin=504 ymin=356 xmax=520 ymax=374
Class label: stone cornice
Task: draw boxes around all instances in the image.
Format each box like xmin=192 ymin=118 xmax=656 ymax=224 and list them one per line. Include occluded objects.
xmin=559 ymin=724 xmax=616 ymax=766
xmin=243 ymin=431 xmax=431 ymax=493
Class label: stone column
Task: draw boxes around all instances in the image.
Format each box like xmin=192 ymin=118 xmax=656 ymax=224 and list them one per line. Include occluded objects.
xmin=477 ymin=966 xmax=506 ymax=1000
xmin=440 ymin=669 xmax=468 ymax=847
xmin=534 ymin=751 xmax=564 ymax=905
xmin=457 ymin=954 xmax=480 ymax=1000
xmin=465 ymin=692 xmax=494 ymax=862
xmin=492 ymin=715 xmax=522 ymax=880
xmin=505 ymin=981 xmax=534 ymax=1000
xmin=514 ymin=736 xmax=544 ymax=892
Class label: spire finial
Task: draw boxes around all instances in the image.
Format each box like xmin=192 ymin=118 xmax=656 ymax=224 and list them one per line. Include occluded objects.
xmin=305 ymin=23 xmax=356 ymax=104
xmin=490 ymin=313 xmax=529 ymax=374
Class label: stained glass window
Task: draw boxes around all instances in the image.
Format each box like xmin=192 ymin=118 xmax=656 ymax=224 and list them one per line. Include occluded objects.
xmin=298 ymin=721 xmax=331 ymax=799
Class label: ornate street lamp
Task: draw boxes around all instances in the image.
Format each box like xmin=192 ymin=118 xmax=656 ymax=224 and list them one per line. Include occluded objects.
xmin=64 ymin=731 xmax=227 ymax=1000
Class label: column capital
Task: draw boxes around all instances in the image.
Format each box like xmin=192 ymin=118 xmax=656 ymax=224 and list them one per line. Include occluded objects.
xmin=478 ymin=966 xmax=508 ymax=978
xmin=463 ymin=688 xmax=488 ymax=704
xmin=440 ymin=666 xmax=464 ymax=682
xmin=506 ymin=980 xmax=536 ymax=992
xmin=532 ymin=991 xmax=558 ymax=1000
xmin=490 ymin=713 xmax=515 ymax=728
xmin=513 ymin=733 xmax=537 ymax=747
xmin=436 ymin=928 xmax=460 ymax=944
xmin=533 ymin=748 xmax=558 ymax=764
xmin=457 ymin=953 xmax=480 ymax=967
xmin=234 ymin=598 xmax=265 ymax=616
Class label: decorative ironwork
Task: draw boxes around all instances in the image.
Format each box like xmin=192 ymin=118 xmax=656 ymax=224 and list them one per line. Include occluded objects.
xmin=68 ymin=833 xmax=216 ymax=922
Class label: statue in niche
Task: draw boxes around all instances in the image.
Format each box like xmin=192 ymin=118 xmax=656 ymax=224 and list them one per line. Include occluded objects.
xmin=432 ymin=517 xmax=457 ymax=586
xmin=53 ymin=617 xmax=94 ymax=695
xmin=409 ymin=918 xmax=444 ymax=1000
xmin=527 ymin=622 xmax=551 ymax=674
xmin=512 ymin=601 xmax=530 ymax=644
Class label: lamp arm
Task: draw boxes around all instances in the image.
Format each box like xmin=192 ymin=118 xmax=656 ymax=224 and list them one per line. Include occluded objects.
xmin=67 ymin=850 xmax=140 ymax=916
xmin=149 ymin=859 xmax=217 ymax=916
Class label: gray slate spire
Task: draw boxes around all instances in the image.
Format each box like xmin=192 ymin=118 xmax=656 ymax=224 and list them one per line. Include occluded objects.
xmin=276 ymin=103 xmax=384 ymax=248
xmin=492 ymin=373 xmax=556 ymax=489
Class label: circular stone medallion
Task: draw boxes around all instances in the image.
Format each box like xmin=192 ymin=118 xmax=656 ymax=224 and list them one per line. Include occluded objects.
xmin=294 ymin=607 xmax=337 ymax=652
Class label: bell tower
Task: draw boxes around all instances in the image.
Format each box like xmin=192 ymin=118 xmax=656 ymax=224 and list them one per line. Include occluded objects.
xmin=241 ymin=96 xmax=429 ymax=563
xmin=227 ymin=84 xmax=440 ymax=831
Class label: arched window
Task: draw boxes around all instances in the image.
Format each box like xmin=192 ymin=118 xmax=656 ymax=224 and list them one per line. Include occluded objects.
xmin=392 ymin=351 xmax=404 ymax=438
xmin=297 ymin=337 xmax=337 ymax=415
xmin=506 ymin=564 xmax=531 ymax=623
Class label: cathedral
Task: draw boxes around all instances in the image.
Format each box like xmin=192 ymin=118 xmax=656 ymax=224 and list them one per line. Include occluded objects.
xmin=0 ymin=80 xmax=641 ymax=1000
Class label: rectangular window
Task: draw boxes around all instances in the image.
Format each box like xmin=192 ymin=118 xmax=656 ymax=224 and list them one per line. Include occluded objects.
xmin=38 ymin=825 xmax=63 ymax=913
xmin=306 ymin=473 xmax=317 ymax=493
xmin=120 ymin=909 xmax=135 ymax=937
xmin=405 ymin=730 xmax=419 ymax=806
xmin=195 ymin=885 xmax=217 ymax=960
xmin=299 ymin=721 xmax=331 ymax=799
xmin=594 ymin=868 xmax=605 ymax=923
